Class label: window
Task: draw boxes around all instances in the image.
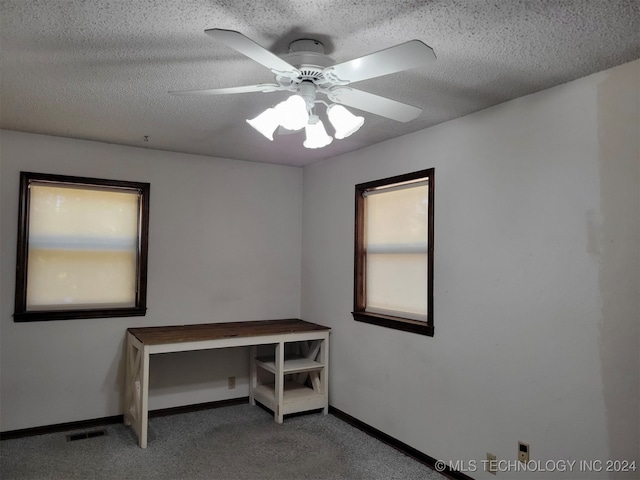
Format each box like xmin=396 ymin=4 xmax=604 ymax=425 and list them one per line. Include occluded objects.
xmin=14 ymin=172 xmax=150 ymax=321
xmin=353 ymin=169 xmax=434 ymax=336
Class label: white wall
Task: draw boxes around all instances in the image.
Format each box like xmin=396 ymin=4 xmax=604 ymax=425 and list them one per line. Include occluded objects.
xmin=0 ymin=131 xmax=303 ymax=431
xmin=301 ymin=60 xmax=639 ymax=479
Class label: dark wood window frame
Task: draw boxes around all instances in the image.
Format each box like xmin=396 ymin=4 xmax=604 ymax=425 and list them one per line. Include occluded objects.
xmin=13 ymin=172 xmax=150 ymax=322
xmin=353 ymin=168 xmax=434 ymax=336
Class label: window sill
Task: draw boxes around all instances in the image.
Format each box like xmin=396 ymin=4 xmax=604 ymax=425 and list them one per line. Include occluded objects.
xmin=14 ymin=307 xmax=147 ymax=322
xmin=352 ymin=311 xmax=433 ymax=336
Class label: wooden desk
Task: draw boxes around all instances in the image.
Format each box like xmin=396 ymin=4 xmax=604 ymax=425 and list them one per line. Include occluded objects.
xmin=124 ymin=319 xmax=330 ymax=448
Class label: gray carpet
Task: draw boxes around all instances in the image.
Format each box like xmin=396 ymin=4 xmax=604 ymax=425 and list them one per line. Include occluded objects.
xmin=1 ymin=403 xmax=447 ymax=480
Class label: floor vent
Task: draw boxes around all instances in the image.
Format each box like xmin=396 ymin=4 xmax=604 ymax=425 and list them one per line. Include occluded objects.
xmin=66 ymin=429 xmax=107 ymax=442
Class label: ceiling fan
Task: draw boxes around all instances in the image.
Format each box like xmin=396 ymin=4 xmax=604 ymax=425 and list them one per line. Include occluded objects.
xmin=170 ymin=29 xmax=436 ymax=148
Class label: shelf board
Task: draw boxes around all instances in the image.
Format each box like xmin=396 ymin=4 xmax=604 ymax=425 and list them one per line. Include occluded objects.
xmin=253 ymin=381 xmax=325 ymax=415
xmin=255 ymin=356 xmax=324 ymax=374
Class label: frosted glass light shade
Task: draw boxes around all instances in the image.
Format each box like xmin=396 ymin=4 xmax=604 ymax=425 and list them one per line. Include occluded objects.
xmin=246 ymin=107 xmax=279 ymax=140
xmin=304 ymin=116 xmax=333 ymax=149
xmin=327 ymin=104 xmax=364 ymax=139
xmin=275 ymin=95 xmax=309 ymax=131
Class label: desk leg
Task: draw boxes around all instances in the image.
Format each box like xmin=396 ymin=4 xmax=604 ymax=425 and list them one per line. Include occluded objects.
xmin=139 ymin=346 xmax=150 ymax=448
xmin=321 ymin=335 xmax=329 ymax=415
xmin=124 ymin=335 xmax=150 ymax=448
xmin=274 ymin=342 xmax=284 ymax=423
xmin=249 ymin=346 xmax=257 ymax=406
xmin=124 ymin=337 xmax=135 ymax=427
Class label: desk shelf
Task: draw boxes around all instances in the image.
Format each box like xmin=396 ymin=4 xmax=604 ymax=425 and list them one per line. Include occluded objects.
xmin=255 ymin=355 xmax=324 ymax=374
xmin=253 ymin=381 xmax=326 ymax=416
xmin=250 ymin=338 xmax=329 ymax=423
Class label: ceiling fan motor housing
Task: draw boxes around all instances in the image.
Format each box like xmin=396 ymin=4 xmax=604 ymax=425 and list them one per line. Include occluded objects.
xmin=280 ymin=39 xmax=336 ymax=88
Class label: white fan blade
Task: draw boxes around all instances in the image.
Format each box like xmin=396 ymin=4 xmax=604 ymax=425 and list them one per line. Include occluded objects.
xmin=327 ymin=87 xmax=422 ymax=122
xmin=169 ymin=84 xmax=282 ymax=95
xmin=323 ymin=40 xmax=435 ymax=84
xmin=206 ymin=28 xmax=299 ymax=76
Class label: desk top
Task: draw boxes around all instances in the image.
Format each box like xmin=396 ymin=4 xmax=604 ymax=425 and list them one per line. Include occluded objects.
xmin=128 ymin=318 xmax=330 ymax=345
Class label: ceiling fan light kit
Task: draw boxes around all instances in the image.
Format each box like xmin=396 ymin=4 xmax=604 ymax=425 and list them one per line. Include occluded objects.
xmin=170 ymin=28 xmax=436 ymax=149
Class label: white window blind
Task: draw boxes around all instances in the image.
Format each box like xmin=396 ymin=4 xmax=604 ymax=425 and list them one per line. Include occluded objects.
xmin=365 ymin=182 xmax=428 ymax=319
xmin=26 ymin=183 xmax=140 ymax=310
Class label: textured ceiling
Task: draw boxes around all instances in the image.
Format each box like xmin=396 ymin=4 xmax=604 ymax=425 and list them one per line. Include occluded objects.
xmin=1 ymin=0 xmax=639 ymax=167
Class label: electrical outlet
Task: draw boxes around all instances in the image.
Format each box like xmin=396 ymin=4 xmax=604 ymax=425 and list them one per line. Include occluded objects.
xmin=228 ymin=376 xmax=235 ymax=389
xmin=518 ymin=442 xmax=529 ymax=463
xmin=486 ymin=453 xmax=497 ymax=475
